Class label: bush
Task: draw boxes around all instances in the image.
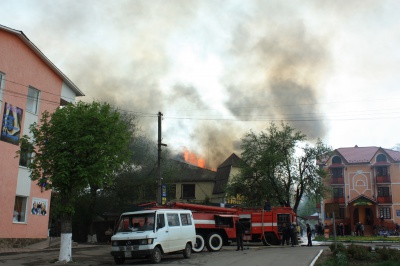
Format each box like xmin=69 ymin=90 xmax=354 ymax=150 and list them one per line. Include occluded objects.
xmin=329 ymin=242 xmax=346 ymax=255
xmin=346 ymin=244 xmax=369 ymax=260
xmin=336 ymin=251 xmax=348 ymax=266
xmin=376 ymin=247 xmax=400 ymax=261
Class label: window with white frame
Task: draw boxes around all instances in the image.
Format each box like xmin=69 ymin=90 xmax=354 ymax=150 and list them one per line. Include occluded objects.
xmin=378 ymin=187 xmax=390 ymax=197
xmin=380 ymin=207 xmax=391 ymax=219
xmin=13 ymin=196 xmax=27 ymax=223
xmin=26 ymin=87 xmax=40 ymax=114
xmin=376 ymin=166 xmax=388 ymax=176
xmin=333 ymin=187 xmax=344 ymax=198
xmin=331 ymin=168 xmax=343 ymax=178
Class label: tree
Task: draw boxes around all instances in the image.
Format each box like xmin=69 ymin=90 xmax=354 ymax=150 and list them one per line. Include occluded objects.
xmin=73 ymin=111 xmax=140 ymax=241
xmin=227 ymin=122 xmax=331 ymax=213
xmin=19 ymin=101 xmax=133 ymax=263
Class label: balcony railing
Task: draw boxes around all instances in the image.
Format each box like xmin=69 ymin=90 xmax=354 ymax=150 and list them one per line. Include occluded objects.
xmin=333 ymin=197 xmax=345 ymax=204
xmin=376 ymin=175 xmax=391 ymax=183
xmin=331 ymin=177 xmax=344 ymax=184
xmin=377 ymin=196 xmax=392 ymax=203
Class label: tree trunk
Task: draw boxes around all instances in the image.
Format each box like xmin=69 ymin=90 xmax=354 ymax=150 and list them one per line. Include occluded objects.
xmin=59 ymin=214 xmax=73 ymax=263
xmin=87 ymin=186 xmax=98 ymax=243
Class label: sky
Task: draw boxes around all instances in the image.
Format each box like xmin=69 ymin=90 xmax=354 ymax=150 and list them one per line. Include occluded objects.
xmin=2 ymin=0 xmax=400 ymax=168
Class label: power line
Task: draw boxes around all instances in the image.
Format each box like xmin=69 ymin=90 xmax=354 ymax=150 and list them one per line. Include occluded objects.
xmin=4 ymin=76 xmax=400 ymax=122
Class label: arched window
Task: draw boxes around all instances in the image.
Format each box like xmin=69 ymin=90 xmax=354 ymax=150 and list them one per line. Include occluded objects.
xmin=332 ymin=156 xmax=342 ymax=164
xmin=376 ymin=154 xmax=387 ymax=162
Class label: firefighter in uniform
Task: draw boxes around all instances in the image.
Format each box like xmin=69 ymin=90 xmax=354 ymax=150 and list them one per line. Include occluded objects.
xmin=235 ymin=220 xmax=245 ymax=251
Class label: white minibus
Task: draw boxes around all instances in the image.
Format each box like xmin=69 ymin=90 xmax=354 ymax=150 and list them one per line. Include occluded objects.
xmin=111 ymin=209 xmax=196 ymax=264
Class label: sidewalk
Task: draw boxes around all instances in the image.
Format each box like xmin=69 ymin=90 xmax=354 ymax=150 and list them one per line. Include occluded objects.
xmin=0 ymin=238 xmax=102 ymax=256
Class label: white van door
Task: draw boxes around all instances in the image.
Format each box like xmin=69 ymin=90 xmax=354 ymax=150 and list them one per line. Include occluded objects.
xmin=156 ymin=212 xmax=170 ymax=253
xmin=166 ymin=213 xmax=182 ymax=251
xmin=179 ymin=212 xmax=194 ymax=246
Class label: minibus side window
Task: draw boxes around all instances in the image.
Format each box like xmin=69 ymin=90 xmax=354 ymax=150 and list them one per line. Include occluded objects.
xmin=180 ymin=213 xmax=192 ymax=226
xmin=167 ymin=213 xmax=180 ymax=227
xmin=157 ymin=213 xmax=165 ymax=230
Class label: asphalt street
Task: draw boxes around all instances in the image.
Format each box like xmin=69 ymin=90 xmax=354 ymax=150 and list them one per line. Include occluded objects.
xmin=0 ymin=243 xmax=324 ymax=266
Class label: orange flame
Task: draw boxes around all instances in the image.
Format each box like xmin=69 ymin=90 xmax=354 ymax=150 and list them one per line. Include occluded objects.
xmin=183 ymin=147 xmax=205 ymax=168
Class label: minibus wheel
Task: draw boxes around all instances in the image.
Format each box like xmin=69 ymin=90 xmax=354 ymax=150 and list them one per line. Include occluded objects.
xmin=183 ymin=243 xmax=192 ymax=258
xmin=114 ymin=256 xmax=125 ymax=265
xmin=150 ymin=246 xmax=162 ymax=263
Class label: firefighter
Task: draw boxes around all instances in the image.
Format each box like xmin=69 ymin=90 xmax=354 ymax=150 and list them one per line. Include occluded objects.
xmin=235 ymin=220 xmax=245 ymax=251
xmin=281 ymin=223 xmax=290 ymax=245
xmin=306 ymin=223 xmax=312 ymax=246
xmin=263 ymin=200 xmax=271 ymax=211
xmin=291 ymin=223 xmax=298 ymax=246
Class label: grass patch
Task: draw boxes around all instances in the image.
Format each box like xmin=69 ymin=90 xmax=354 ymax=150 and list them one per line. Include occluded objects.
xmin=314 ymin=235 xmax=400 ymax=243
xmin=315 ymin=244 xmax=400 ymax=266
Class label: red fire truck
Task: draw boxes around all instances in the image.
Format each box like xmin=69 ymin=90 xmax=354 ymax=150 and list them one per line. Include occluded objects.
xmin=165 ymin=202 xmax=297 ymax=252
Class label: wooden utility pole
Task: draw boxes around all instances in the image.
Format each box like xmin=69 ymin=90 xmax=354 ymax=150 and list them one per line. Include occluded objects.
xmin=157 ymin=112 xmax=167 ymax=205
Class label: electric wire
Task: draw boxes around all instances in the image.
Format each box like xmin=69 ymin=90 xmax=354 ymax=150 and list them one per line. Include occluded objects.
xmin=2 ymin=76 xmax=400 ymax=122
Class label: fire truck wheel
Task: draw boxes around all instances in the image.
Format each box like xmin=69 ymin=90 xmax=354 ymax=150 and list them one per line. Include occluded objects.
xmin=262 ymin=234 xmax=271 ymax=246
xmin=192 ymin=234 xmax=205 ymax=253
xmin=263 ymin=232 xmax=279 ymax=245
xmin=206 ymin=232 xmax=223 ymax=252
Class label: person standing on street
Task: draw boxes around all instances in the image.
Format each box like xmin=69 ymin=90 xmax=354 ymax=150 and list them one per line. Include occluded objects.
xmin=306 ymin=223 xmax=312 ymax=247
xmin=235 ymin=220 xmax=245 ymax=251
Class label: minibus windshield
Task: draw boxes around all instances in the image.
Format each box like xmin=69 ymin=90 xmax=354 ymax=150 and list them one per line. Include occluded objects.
xmin=116 ymin=212 xmax=155 ymax=233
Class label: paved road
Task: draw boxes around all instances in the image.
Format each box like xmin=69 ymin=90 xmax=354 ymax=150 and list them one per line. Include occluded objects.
xmin=0 ymin=244 xmax=323 ymax=266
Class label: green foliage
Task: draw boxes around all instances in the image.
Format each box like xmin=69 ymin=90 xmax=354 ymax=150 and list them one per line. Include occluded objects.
xmin=297 ymin=197 xmax=318 ymax=218
xmin=314 ymin=235 xmax=400 ymax=242
xmin=227 ymin=122 xmax=332 ymax=211
xmin=346 ymin=244 xmax=369 ymax=260
xmin=336 ymin=251 xmax=348 ymax=266
xmin=376 ymin=247 xmax=400 ymax=261
xmin=317 ymin=244 xmax=400 ymax=266
xmin=373 ymin=261 xmax=400 ymax=266
xmin=329 ymin=242 xmax=346 ymax=255
xmin=19 ymin=101 xmax=133 ymax=217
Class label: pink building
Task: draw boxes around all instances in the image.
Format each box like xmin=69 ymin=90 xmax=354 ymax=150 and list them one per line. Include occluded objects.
xmin=0 ymin=25 xmax=83 ymax=240
xmin=320 ymin=146 xmax=400 ymax=236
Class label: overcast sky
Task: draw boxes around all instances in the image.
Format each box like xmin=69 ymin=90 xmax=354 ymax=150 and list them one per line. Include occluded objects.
xmin=3 ymin=0 xmax=400 ymax=168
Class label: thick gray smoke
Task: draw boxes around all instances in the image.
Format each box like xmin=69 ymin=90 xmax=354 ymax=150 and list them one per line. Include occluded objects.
xmin=7 ymin=0 xmax=379 ymax=168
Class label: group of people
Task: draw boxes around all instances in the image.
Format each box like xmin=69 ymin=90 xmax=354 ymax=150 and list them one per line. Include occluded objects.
xmin=314 ymin=222 xmax=325 ymax=236
xmin=280 ymin=223 xmax=299 ymax=247
xmin=354 ymin=222 xmax=364 ymax=236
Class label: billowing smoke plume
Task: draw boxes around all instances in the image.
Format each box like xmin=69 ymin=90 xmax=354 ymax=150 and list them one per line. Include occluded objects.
xmin=7 ymin=0 xmax=367 ymax=168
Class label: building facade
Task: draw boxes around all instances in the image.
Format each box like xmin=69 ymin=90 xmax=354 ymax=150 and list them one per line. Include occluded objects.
xmin=320 ymin=146 xmax=400 ymax=235
xmin=211 ymin=153 xmax=243 ymax=204
xmin=165 ymin=160 xmax=216 ymax=204
xmin=0 ymin=25 xmax=83 ymax=239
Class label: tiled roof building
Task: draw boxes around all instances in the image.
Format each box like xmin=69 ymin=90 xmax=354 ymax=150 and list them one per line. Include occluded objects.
xmin=319 ymin=146 xmax=400 ymax=235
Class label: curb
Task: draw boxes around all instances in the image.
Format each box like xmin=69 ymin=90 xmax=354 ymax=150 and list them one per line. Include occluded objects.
xmin=0 ymin=244 xmax=103 ymax=256
xmin=309 ymin=249 xmax=324 ymax=266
